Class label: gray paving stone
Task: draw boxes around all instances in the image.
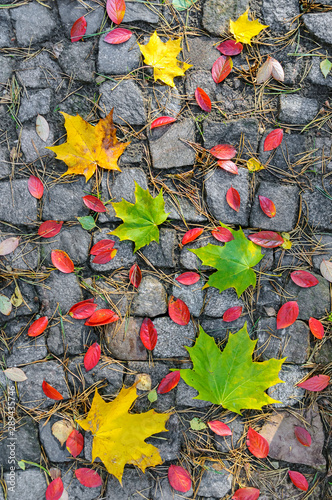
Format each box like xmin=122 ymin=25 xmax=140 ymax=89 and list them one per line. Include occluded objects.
xmin=268 ymin=365 xmax=308 ymax=408
xmin=203 ymin=118 xmax=259 ymax=158
xmin=180 ymin=235 xmax=223 ymax=270
xmin=106 ymin=467 xmax=152 ymax=500
xmin=259 ymin=132 xmax=308 ymax=176
xmin=196 ymin=460 xmax=232 ymax=497
xmin=183 ymin=37 xmax=220 ymax=71
xmin=151 ymin=477 xmax=193 ymax=499
xmin=0 ymin=232 xmax=38 ymax=270
xmin=263 ymin=0 xmax=299 ymax=31
xmin=0 ymin=55 xmax=14 ymax=83
xmin=215 ymin=84 xmax=252 ymax=115
xmin=18 ymin=89 xmax=52 ymax=123
xmin=314 ymin=339 xmax=332 ymax=364
xmin=185 ymin=70 xmax=218 ymax=101
xmin=303 ymin=13 xmax=332 ymax=46
xmin=16 ymin=52 xmax=63 ymax=89
xmin=302 ymin=182 xmax=332 ymax=231
xmin=11 ymin=2 xmax=58 ymax=45
xmin=91 ymin=277 xmax=130 ymax=316
xmin=308 ymin=136 xmax=332 ymax=173
xmin=153 ymin=317 xmax=196 ymax=358
xmin=99 ymin=80 xmax=146 ymax=125
xmin=142 ymin=228 xmax=177 ymax=267
xmin=98 ymin=33 xmax=140 ymax=75
xmin=37 ymin=271 xmax=83 ymax=317
xmin=0 ymin=417 xmax=41 ymax=470
xmin=119 ymin=139 xmax=144 ymax=165
xmin=40 ymin=225 xmax=92 ymax=266
xmin=124 ymin=0 xmax=160 ymax=22
xmin=200 ymin=316 xmax=252 ymax=342
xmin=279 ymin=95 xmax=319 ymax=125
xmin=307 ymin=57 xmax=332 ymax=88
xmin=0 ymin=11 xmax=12 ymax=48
xmin=312 ymin=233 xmax=332 ymax=270
xmin=20 ymin=123 xmax=55 ymax=163
xmin=255 ymin=277 xmax=282 ymax=315
xmin=204 ymin=287 xmax=243 ymax=317
xmin=58 ymin=40 xmax=96 ymax=83
xmin=131 ymin=276 xmax=167 ymax=317
xmin=164 ymin=181 xmax=207 ymax=223
xmin=4 ymin=319 xmax=47 ymax=367
xmin=148 ymin=413 xmax=182 ymax=461
xmin=214 ymin=415 xmax=245 ymax=452
xmin=67 ymin=356 xmax=124 ymax=396
xmin=0 ymin=145 xmax=10 ymax=179
xmin=0 ymin=179 xmax=37 ymax=225
xmin=5 ymin=469 xmax=47 ymax=500
xmin=284 ymin=272 xmax=330 ymax=320
xmin=57 ymin=0 xmax=105 ymax=36
xmin=90 ymin=230 xmax=136 ymax=271
xmin=42 ymin=177 xmax=90 ymax=221
xmin=172 ymin=275 xmax=205 ymax=318
xmin=47 ymin=319 xmax=97 ymax=357
xmin=39 ymin=415 xmax=74 ymax=462
xmin=105 ymin=316 xmax=147 ymax=360
xmin=203 ymin=0 xmax=248 ymax=36
xmin=149 ymin=84 xmax=182 ymax=118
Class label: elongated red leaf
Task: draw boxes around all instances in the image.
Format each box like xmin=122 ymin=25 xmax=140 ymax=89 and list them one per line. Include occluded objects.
xmin=28 ymin=316 xmax=48 ymax=337
xmin=69 ymin=299 xmax=97 ymax=319
xmin=259 ymin=195 xmax=276 ymax=218
xmin=246 ymin=427 xmax=269 ymax=458
xmin=42 ymin=381 xmax=64 ymax=401
xmin=217 ymin=39 xmax=243 ymax=56
xmin=248 ymin=231 xmax=284 ymax=248
xmin=288 ymin=471 xmax=308 ymax=491
xmin=294 ymin=426 xmax=311 ymax=447
xmin=211 ymin=226 xmax=234 ymax=243
xmin=150 ymin=116 xmax=177 ymax=129
xmin=182 ymin=228 xmax=203 ymax=245
xmin=129 ymin=262 xmax=142 ymax=288
xmin=85 ymin=309 xmax=119 ymax=326
xmin=168 ymin=465 xmax=192 ymax=493
xmin=212 ymin=55 xmax=233 ymax=83
xmin=140 ymin=318 xmax=158 ymax=350
xmin=92 ymin=248 xmax=117 ymax=264
xmin=46 ymin=477 xmax=64 ymax=500
xmin=226 ymin=187 xmax=240 ymax=212
xmin=106 ymin=0 xmax=126 ymax=24
xmin=308 ymin=317 xmax=324 ymax=339
xmin=223 ymin=306 xmax=242 ymax=322
xmin=277 ymin=301 xmax=299 ymax=329
xmin=195 ymin=87 xmax=212 ymax=112
xmin=51 ymin=249 xmax=74 ymax=273
xmin=217 ymin=160 xmax=238 ymax=174
xmin=208 ymin=420 xmax=232 ymax=436
xmin=210 ymin=144 xmax=237 ymax=160
xmin=232 ymin=487 xmax=260 ymax=500
xmin=104 ymin=28 xmax=132 ymax=44
xmin=297 ymin=374 xmax=330 ymax=392
xmin=38 ymin=220 xmax=63 ymax=238
xmin=66 ymin=429 xmax=84 ymax=457
xmin=82 ymin=195 xmax=106 ymax=213
xmin=176 ymin=272 xmax=200 ymax=285
xmin=28 ymin=175 xmax=44 ymax=199
xmin=84 ymin=342 xmax=101 ymax=371
xmin=264 ymin=129 xmax=283 ymax=151
xmin=90 ymin=239 xmax=115 ymax=255
xmin=70 ymin=16 xmax=87 ymax=43
xmin=75 ymin=468 xmax=102 ymax=488
xmin=290 ymin=270 xmax=319 ymax=288
xmin=0 ymin=237 xmax=20 ymax=256
xmin=157 ymin=371 xmax=181 ymax=394
xmin=168 ymin=296 xmax=190 ymax=325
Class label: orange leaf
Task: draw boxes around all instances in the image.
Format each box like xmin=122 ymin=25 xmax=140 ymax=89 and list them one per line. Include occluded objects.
xmin=288 ymin=471 xmax=308 ymax=491
xmin=70 ymin=16 xmax=87 ymax=43
xmin=66 ymin=429 xmax=84 ymax=457
xmin=106 ymin=0 xmax=126 ymax=24
xmin=104 ymin=28 xmax=132 ymax=44
xmin=129 ymin=262 xmax=142 ymax=288
xmin=28 ymin=316 xmax=48 ymax=337
xmin=84 ymin=309 xmax=119 ymax=326
xmin=182 ymin=227 xmax=203 ymax=245
xmin=210 ymin=144 xmax=237 ymax=160
xmin=157 ymin=371 xmax=180 ymax=394
xmin=176 ymin=272 xmax=200 ymax=285
xmin=28 ymin=175 xmax=44 ymax=199
xmin=194 ymin=87 xmax=212 ymax=112
xmin=263 ymin=129 xmax=283 ymax=151
xmin=290 ymin=270 xmax=319 ymax=288
xmin=42 ymin=381 xmax=64 ymax=401
xmin=140 ymin=318 xmax=158 ymax=350
xmin=217 ymin=40 xmax=243 ymax=56
xmin=232 ymin=487 xmax=260 ymax=500
xmin=211 ymin=56 xmax=233 ymax=83
xmin=150 ymin=116 xmax=177 ymax=129
xmin=226 ymin=186 xmax=240 ymax=211
xmin=84 ymin=342 xmax=101 ymax=371
xmin=75 ymin=468 xmax=102 ymax=488
xmin=38 ymin=220 xmax=63 ymax=238
xmin=294 ymin=426 xmax=311 ymax=447
xmin=51 ymin=249 xmax=74 ymax=273
xmin=168 ymin=296 xmax=190 ymax=325
xmin=208 ymin=420 xmax=232 ymax=436
xmin=246 ymin=427 xmax=269 ymax=458
xmin=83 ymin=195 xmax=106 ymax=212
xmin=217 ymin=160 xmax=238 ymax=174
xmin=277 ymin=301 xmax=299 ymax=329
xmin=248 ymin=231 xmax=284 ymax=248
xmin=45 ymin=477 xmax=64 ymax=500
xmin=168 ymin=465 xmax=192 ymax=493
xmin=259 ymin=195 xmax=276 ymax=218
xmin=308 ymin=317 xmax=324 ymax=339
xmin=69 ymin=299 xmax=97 ymax=319
xmin=211 ymin=226 xmax=234 ymax=243
xmin=297 ymin=374 xmax=330 ymax=392
xmin=223 ymin=306 xmax=242 ymax=322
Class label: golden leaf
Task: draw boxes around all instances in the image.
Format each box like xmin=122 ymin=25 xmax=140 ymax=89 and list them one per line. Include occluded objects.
xmin=52 ymin=419 xmax=75 ymax=446
xmin=281 ymin=232 xmax=292 ymax=249
xmin=77 ymin=385 xmax=170 ymax=483
xmin=247 ymin=158 xmax=264 ymax=172
xmin=138 ymin=31 xmax=192 ymax=87
xmin=230 ymin=9 xmax=268 ymax=45
xmin=47 ymin=109 xmax=130 ymax=181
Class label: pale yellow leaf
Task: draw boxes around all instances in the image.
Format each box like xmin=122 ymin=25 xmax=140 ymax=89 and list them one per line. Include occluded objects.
xmin=36 ymin=114 xmax=50 ymax=142
xmin=4 ymin=367 xmax=27 ymax=382
xmin=11 ymin=285 xmax=23 ymax=308
xmin=230 ymin=9 xmax=268 ymax=45
xmin=135 ymin=373 xmax=152 ymax=391
xmin=52 ymin=420 xmax=75 ymax=446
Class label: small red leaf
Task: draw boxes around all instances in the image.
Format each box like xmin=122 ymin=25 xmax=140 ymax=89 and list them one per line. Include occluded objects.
xmin=38 ymin=220 xmax=63 ymax=238
xmin=157 ymin=371 xmax=181 ymax=394
xmin=259 ymin=195 xmax=276 ymax=218
xmin=51 ymin=249 xmax=74 ymax=273
xmin=226 ymin=187 xmax=240 ymax=212
xmin=210 ymin=144 xmax=237 ymax=160
xmin=69 ymin=299 xmax=97 ymax=319
xmin=217 ymin=160 xmax=238 ymax=174
xmin=42 ymin=381 xmax=64 ymax=401
xmin=46 ymin=477 xmax=64 ymax=500
xmin=223 ymin=306 xmax=242 ymax=322
xmin=84 ymin=342 xmax=101 ymax=371
xmin=168 ymin=465 xmax=192 ymax=493
xmin=246 ymin=427 xmax=269 ymax=458
xmin=208 ymin=420 xmax=232 ymax=436
xmin=28 ymin=175 xmax=44 ymax=199
xmin=66 ymin=429 xmax=84 ymax=458
xmin=106 ymin=0 xmax=126 ymax=24
xmin=82 ymin=195 xmax=106 ymax=213
xmin=211 ymin=226 xmax=234 ymax=243
xmin=140 ymin=318 xmax=158 ymax=351
xmin=297 ymin=374 xmax=330 ymax=392
xmin=28 ymin=316 xmax=48 ymax=337
xmin=182 ymin=227 xmax=203 ymax=245
xmin=195 ymin=87 xmax=212 ymax=112
xmin=232 ymin=487 xmax=260 ymax=500
xmin=70 ymin=16 xmax=87 ymax=43
xmin=264 ymin=129 xmax=283 ymax=151
xmin=75 ymin=468 xmax=102 ymax=488
xmin=217 ymin=39 xmax=243 ymax=56
xmin=104 ymin=28 xmax=132 ymax=44
xmin=211 ymin=55 xmax=233 ymax=83
xmin=129 ymin=263 xmax=142 ymax=288
xmin=294 ymin=426 xmax=312 ymax=447
xmin=90 ymin=239 xmax=115 ymax=255
xmin=92 ymin=248 xmax=117 ymax=264
xmin=308 ymin=317 xmax=324 ymax=339
xmin=290 ymin=270 xmax=319 ymax=288
xmin=150 ymin=116 xmax=177 ymax=129
xmin=248 ymin=231 xmax=284 ymax=248
xmin=85 ymin=309 xmax=119 ymax=326
xmin=176 ymin=272 xmax=200 ymax=285
xmin=277 ymin=301 xmax=299 ymax=329
xmin=288 ymin=471 xmax=308 ymax=491
xmin=168 ymin=296 xmax=190 ymax=325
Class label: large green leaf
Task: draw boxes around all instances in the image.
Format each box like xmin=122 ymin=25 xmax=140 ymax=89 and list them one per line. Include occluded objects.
xmin=111 ymin=183 xmax=169 ymax=252
xmin=179 ymin=324 xmax=285 ymax=414
xmin=190 ymin=225 xmax=263 ymax=296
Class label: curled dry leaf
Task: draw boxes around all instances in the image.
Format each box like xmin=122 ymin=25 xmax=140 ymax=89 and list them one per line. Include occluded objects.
xmin=135 ymin=373 xmax=152 ymax=391
xmin=157 ymin=371 xmax=181 ymax=394
xmin=246 ymin=427 xmax=269 ymax=458
xmin=84 ymin=342 xmax=101 ymax=371
xmin=194 ymin=87 xmax=212 ymax=112
xmin=259 ymin=195 xmax=276 ymax=218
xmin=28 ymin=175 xmax=44 ymax=199
xmin=70 ymin=16 xmax=87 ymax=43
xmin=271 ymin=57 xmax=284 ymax=81
xmin=82 ymin=195 xmax=106 ymax=213
xmin=207 ymin=420 xmax=232 ymax=436
xmin=176 ymin=272 xmax=200 ymax=285
xmin=104 ymin=28 xmax=132 ymax=44
xmin=168 ymin=464 xmax=192 ymax=493
xmin=182 ymin=227 xmax=203 ymax=245
xmin=51 ymin=420 xmax=74 ymax=446
xmin=217 ymin=39 xmax=243 ymax=56
xmin=106 ymin=0 xmax=126 ymax=24
xmin=223 ymin=306 xmax=242 ymax=322
xmin=0 ymin=294 xmax=12 ymax=316
xmin=320 ymin=259 xmax=332 ymax=282
xmin=288 ymin=471 xmax=308 ymax=491
xmin=248 ymin=231 xmax=284 ymax=248
xmin=140 ymin=318 xmax=158 ymax=350
xmin=0 ymin=236 xmax=20 ymax=256
xmin=3 ymin=367 xmax=27 ymax=382
xmin=277 ymin=301 xmax=299 ymax=329
xmin=38 ymin=220 xmax=63 ymax=238
xmin=66 ymin=429 xmax=84 ymax=458
xmin=85 ymin=309 xmax=119 ymax=326
xmin=232 ymin=487 xmax=260 ymax=500
xmin=217 ymin=160 xmax=238 ymax=174
xmin=308 ymin=317 xmax=324 ymax=339
xmin=150 ymin=116 xmax=177 ymax=129
xmin=51 ymin=250 xmax=74 ymax=273
xmin=226 ymin=186 xmax=241 ymax=212
xmin=256 ymin=56 xmax=273 ymax=84
xmin=211 ymin=226 xmax=234 ymax=243
xmin=168 ymin=296 xmax=190 ymax=325
xmin=290 ymin=270 xmax=319 ymax=288
xmin=42 ymin=381 xmax=64 ymax=401
xmin=264 ymin=129 xmax=283 ymax=151
xmin=129 ymin=262 xmax=142 ymax=288
xmin=45 ymin=477 xmax=64 ymax=500
xmin=28 ymin=316 xmax=48 ymax=337
xmin=210 ymin=144 xmax=237 ymax=160
xmin=75 ymin=468 xmax=102 ymax=488
xmin=211 ymin=55 xmax=233 ymax=83
xmin=294 ymin=426 xmax=311 ymax=447
xmin=297 ymin=374 xmax=330 ymax=392
xmin=69 ymin=299 xmax=97 ymax=319
xmin=36 ymin=115 xmax=50 ymax=142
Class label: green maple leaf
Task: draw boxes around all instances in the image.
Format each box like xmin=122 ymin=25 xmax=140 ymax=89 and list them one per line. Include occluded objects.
xmin=111 ymin=182 xmax=169 ymax=252
xmin=190 ymin=225 xmax=263 ymax=296
xmin=179 ymin=324 xmax=285 ymax=414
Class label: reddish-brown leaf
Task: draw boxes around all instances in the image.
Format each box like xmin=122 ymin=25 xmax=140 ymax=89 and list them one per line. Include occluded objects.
xmin=208 ymin=420 xmax=232 ymax=436
xmin=84 ymin=342 xmax=101 ymax=371
xmin=232 ymin=487 xmax=260 ymax=500
xmin=168 ymin=465 xmax=192 ymax=493
xmin=217 ymin=39 xmax=243 ymax=56
xmin=264 ymin=129 xmax=283 ymax=151
xmin=51 ymin=249 xmax=74 ymax=274
xmin=66 ymin=429 xmax=84 ymax=457
xmin=85 ymin=309 xmax=119 ymax=326
xmin=210 ymin=144 xmax=237 ymax=160
xmin=195 ymin=87 xmax=212 ymax=112
xmin=308 ymin=317 xmax=324 ymax=339
xmin=211 ymin=226 xmax=234 ymax=243
xmin=248 ymin=231 xmax=284 ymax=248
xmin=92 ymin=248 xmax=117 ymax=264
xmin=277 ymin=301 xmax=299 ymax=329
xmin=28 ymin=316 xmax=48 ymax=337
xmin=223 ymin=306 xmax=242 ymax=322
xmin=0 ymin=236 xmax=20 ymax=256
xmin=157 ymin=371 xmax=181 ymax=394
xmin=211 ymin=55 xmax=233 ymax=83
xmin=70 ymin=16 xmax=87 ymax=43
xmin=104 ymin=28 xmax=132 ymax=44
xmin=75 ymin=468 xmax=102 ymax=488
xmin=288 ymin=471 xmax=308 ymax=491
xmin=168 ymin=296 xmax=190 ymax=325
xmin=69 ymin=299 xmax=97 ymax=319
xmin=46 ymin=477 xmax=64 ymax=500
xmin=129 ymin=262 xmax=142 ymax=288
xmin=176 ymin=272 xmax=200 ymax=285
xmin=246 ymin=427 xmax=269 ymax=458
xmin=140 ymin=318 xmax=158 ymax=350
xmin=90 ymin=239 xmax=115 ymax=255
xmin=28 ymin=175 xmax=44 ymax=199
xmin=217 ymin=160 xmax=238 ymax=174
xmin=226 ymin=187 xmax=240 ymax=212
xmin=42 ymin=381 xmax=64 ymax=401
xmin=290 ymin=270 xmax=319 ymax=288
xmin=294 ymin=426 xmax=312 ymax=447
xmin=38 ymin=220 xmax=63 ymax=238
xmin=259 ymin=195 xmax=276 ymax=218
xmin=150 ymin=116 xmax=177 ymax=129
xmin=106 ymin=0 xmax=126 ymax=24
xmin=297 ymin=374 xmax=330 ymax=392
xmin=82 ymin=195 xmax=106 ymax=213
xmin=182 ymin=228 xmax=203 ymax=245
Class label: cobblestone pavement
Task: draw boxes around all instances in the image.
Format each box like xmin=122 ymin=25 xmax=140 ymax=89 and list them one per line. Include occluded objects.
xmin=0 ymin=0 xmax=332 ymax=499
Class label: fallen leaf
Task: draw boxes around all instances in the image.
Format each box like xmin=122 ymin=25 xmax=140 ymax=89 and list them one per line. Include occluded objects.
xmin=277 ymin=301 xmax=299 ymax=329
xmin=320 ymin=259 xmax=332 ymax=282
xmin=176 ymin=272 xmax=200 ymax=285
xmin=85 ymin=309 xmax=119 ymax=326
xmin=256 ymin=56 xmax=273 ymax=84
xmin=211 ymin=55 xmax=233 ymax=83
xmin=0 ymin=236 xmax=19 ymax=256
xmin=259 ymin=195 xmax=276 ymax=218
xmin=217 ymin=160 xmax=238 ymax=174
xmin=223 ymin=306 xmax=242 ymax=322
xmin=51 ymin=420 xmax=74 ymax=446
xmin=46 ymin=477 xmax=64 ymax=500
xmin=135 ymin=373 xmax=151 ymax=391
xmin=271 ymin=57 xmax=284 ymax=81
xmin=320 ymin=58 xmax=332 ymax=78
xmin=38 ymin=220 xmax=63 ymax=238
xmin=157 ymin=371 xmax=180 ymax=394
xmin=230 ymin=9 xmax=268 ymax=45
xmin=168 ymin=465 xmax=192 ymax=493
xmin=195 ymin=87 xmax=211 ymax=112
xmin=83 ymin=195 xmax=106 ymax=213
xmin=129 ymin=263 xmax=142 ymax=288
xmin=217 ymin=39 xmax=243 ymax=55
xmin=190 ymin=417 xmax=207 ymax=430
xmin=264 ymin=129 xmax=283 ymax=151
xmin=66 ymin=429 xmax=84 ymax=457
xmin=150 ymin=116 xmax=177 ymax=129
xmin=42 ymin=381 xmax=64 ymax=401
xmin=140 ymin=318 xmax=158 ymax=350
xmin=0 ymin=294 xmax=12 ymax=316
xmin=28 ymin=316 xmax=48 ymax=337
xmin=70 ymin=16 xmax=87 ymax=43
xmin=75 ymin=468 xmax=102 ymax=488
xmin=232 ymin=487 xmax=260 ymax=500
xmin=182 ymin=227 xmax=203 ymax=245
xmin=69 ymin=299 xmax=97 ymax=319
xmin=308 ymin=317 xmax=324 ymax=339
xmin=247 ymin=158 xmax=264 ymax=172
xmin=297 ymin=374 xmax=330 ymax=392
xmin=172 ymin=0 xmax=198 ymax=10
xmin=226 ymin=186 xmax=241 ymax=211
xmin=106 ymin=0 xmax=126 ymax=24
xmin=207 ymin=421 xmax=232 ymax=436
xmin=288 ymin=471 xmax=308 ymax=491
xmin=92 ymin=248 xmax=117 ymax=264
xmin=211 ymin=226 xmax=234 ymax=242
xmin=11 ymin=284 xmax=23 ymax=308
xmin=28 ymin=175 xmax=44 ymax=198
xmin=294 ymin=426 xmax=311 ymax=447
xmin=51 ymin=250 xmax=74 ymax=273
xmin=84 ymin=342 xmax=101 ymax=371
xmin=148 ymin=389 xmax=158 ymax=402
xmin=246 ymin=427 xmax=269 ymax=458
xmin=3 ymin=367 xmax=27 ymax=382
xmin=290 ymin=270 xmax=319 ymax=288
xmin=90 ymin=239 xmax=115 ymax=255
xmin=36 ymin=115 xmax=50 ymax=142
xmin=104 ymin=28 xmax=132 ymax=44
xmin=77 ymin=215 xmax=96 ymax=231
xmin=168 ymin=296 xmax=190 ymax=325
xmin=248 ymin=231 xmax=284 ymax=248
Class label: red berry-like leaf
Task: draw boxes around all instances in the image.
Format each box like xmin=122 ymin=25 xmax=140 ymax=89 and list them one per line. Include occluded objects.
xmin=168 ymin=296 xmax=190 ymax=325
xmin=168 ymin=465 xmax=192 ymax=493
xmin=207 ymin=420 xmax=232 ymax=436
xmin=51 ymin=249 xmax=74 ymax=273
xmin=277 ymin=301 xmax=299 ymax=329
xmin=104 ymin=28 xmax=132 ymax=44
xmin=106 ymin=0 xmax=126 ymax=24
xmin=217 ymin=39 xmax=243 ymax=56
xmin=210 ymin=144 xmax=237 ymax=160
xmin=232 ymin=487 xmax=260 ymax=500
xmin=176 ymin=272 xmax=200 ymax=285
xmin=246 ymin=427 xmax=269 ymax=458
xmin=84 ymin=342 xmax=101 ymax=371
xmin=38 ymin=220 xmax=63 ymax=238
xmin=264 ymin=129 xmax=283 ymax=151
xmin=297 ymin=374 xmax=330 ymax=392
xmin=129 ymin=263 xmax=142 ymax=288
xmin=150 ymin=116 xmax=176 ymax=129
xmin=92 ymin=248 xmax=117 ymax=264
xmin=28 ymin=175 xmax=44 ymax=199
xmin=82 ymin=195 xmax=106 ymax=213
xmin=211 ymin=226 xmax=234 ymax=243
xmin=66 ymin=429 xmax=84 ymax=457
xmin=195 ymin=87 xmax=212 ymax=112
xmin=69 ymin=299 xmax=97 ymax=319
xmin=248 ymin=231 xmax=284 ymax=248
xmin=45 ymin=477 xmax=64 ymax=500
xmin=28 ymin=316 xmax=48 ymax=337
xmin=294 ymin=426 xmax=311 ymax=447
xmin=90 ymin=239 xmax=115 ymax=255
xmin=157 ymin=371 xmax=181 ymax=394
xmin=288 ymin=470 xmax=308 ymax=491
xmin=217 ymin=160 xmax=238 ymax=174
xmin=226 ymin=187 xmax=241 ymax=212
xmin=308 ymin=317 xmax=324 ymax=339
xmin=290 ymin=270 xmax=319 ymax=288
xmin=182 ymin=228 xmax=203 ymax=245
xmin=259 ymin=195 xmax=276 ymax=218
xmin=84 ymin=309 xmax=119 ymax=326
xmin=212 ymin=56 xmax=233 ymax=83
xmin=42 ymin=381 xmax=64 ymax=401
xmin=70 ymin=16 xmax=87 ymax=43
xmin=223 ymin=306 xmax=242 ymax=322
xmin=75 ymin=468 xmax=102 ymax=488
xmin=140 ymin=318 xmax=158 ymax=350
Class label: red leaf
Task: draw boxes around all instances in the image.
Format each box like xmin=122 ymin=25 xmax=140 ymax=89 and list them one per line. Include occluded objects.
xmin=259 ymin=195 xmax=276 ymax=218
xmin=90 ymin=239 xmax=115 ymax=255
xmin=85 ymin=309 xmax=119 ymax=326
xmin=28 ymin=316 xmax=48 ymax=337
xmin=51 ymin=249 xmax=74 ymax=274
xmin=182 ymin=228 xmax=203 ymax=245
xmin=92 ymin=248 xmax=117 ymax=264
xmin=277 ymin=301 xmax=299 ymax=329
xmin=297 ymin=374 xmax=330 ymax=392
xmin=208 ymin=420 xmax=232 ymax=436
xmin=66 ymin=429 xmax=84 ymax=457
xmin=246 ymin=427 xmax=269 ymax=458
xmin=28 ymin=175 xmax=44 ymax=199
xmin=290 ymin=270 xmax=319 ymax=288
xmin=264 ymin=129 xmax=283 ymax=151
xmin=168 ymin=465 xmax=192 ymax=493
xmin=69 ymin=299 xmax=97 ymax=319
xmin=248 ymin=231 xmax=284 ymax=248
xmin=150 ymin=116 xmax=177 ymax=129
xmin=82 ymin=195 xmax=106 ymax=213
xmin=211 ymin=226 xmax=234 ymax=243
xmin=46 ymin=477 xmax=64 ymax=500
xmin=106 ymin=0 xmax=126 ymax=24
xmin=157 ymin=371 xmax=181 ymax=394
xmin=42 ymin=381 xmax=64 ymax=401
xmin=217 ymin=160 xmax=238 ymax=174
xmin=84 ymin=342 xmax=101 ymax=371
xmin=210 ymin=144 xmax=237 ymax=160
xmin=294 ymin=426 xmax=312 ymax=447
xmin=38 ymin=220 xmax=63 ymax=238
xmin=223 ymin=306 xmax=242 ymax=322
xmin=75 ymin=468 xmax=102 ymax=488
xmin=288 ymin=471 xmax=308 ymax=491
xmin=232 ymin=487 xmax=260 ymax=500
xmin=70 ymin=16 xmax=87 ymax=43
xmin=195 ymin=87 xmax=212 ymax=112
xmin=104 ymin=28 xmax=132 ymax=44
xmin=129 ymin=263 xmax=142 ymax=288
xmin=176 ymin=272 xmax=200 ymax=285
xmin=168 ymin=296 xmax=190 ymax=325
xmin=308 ymin=317 xmax=324 ymax=339
xmin=211 ymin=55 xmax=233 ymax=83
xmin=217 ymin=39 xmax=243 ymax=56
xmin=140 ymin=318 xmax=158 ymax=350
xmin=226 ymin=187 xmax=240 ymax=212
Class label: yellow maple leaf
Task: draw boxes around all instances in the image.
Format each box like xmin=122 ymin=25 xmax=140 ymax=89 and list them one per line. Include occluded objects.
xmin=247 ymin=158 xmax=264 ymax=172
xmin=138 ymin=31 xmax=192 ymax=87
xmin=47 ymin=109 xmax=130 ymax=181
xmin=230 ymin=9 xmax=268 ymax=45
xmin=77 ymin=385 xmax=170 ymax=483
